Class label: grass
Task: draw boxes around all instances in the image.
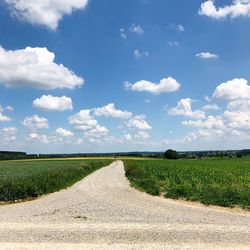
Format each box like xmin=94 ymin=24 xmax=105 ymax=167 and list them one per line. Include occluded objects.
xmin=0 ymin=159 xmax=112 ymax=202
xmin=124 ymin=158 xmax=250 ymax=209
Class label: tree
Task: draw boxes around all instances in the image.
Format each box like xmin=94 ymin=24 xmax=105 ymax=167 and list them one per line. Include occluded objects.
xmin=164 ymin=149 xmax=179 ymax=160
xmin=236 ymin=152 xmax=243 ymax=158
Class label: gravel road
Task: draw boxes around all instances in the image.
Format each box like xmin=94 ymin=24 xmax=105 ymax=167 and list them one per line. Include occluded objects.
xmin=0 ymin=161 xmax=249 ymax=249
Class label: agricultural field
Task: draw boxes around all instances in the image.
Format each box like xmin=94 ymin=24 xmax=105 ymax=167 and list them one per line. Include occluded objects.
xmin=124 ymin=158 xmax=250 ymax=209
xmin=0 ymin=159 xmax=112 ymax=202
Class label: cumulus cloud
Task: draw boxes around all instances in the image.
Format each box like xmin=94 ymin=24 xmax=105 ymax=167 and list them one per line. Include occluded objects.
xmin=2 ymin=126 xmax=17 ymax=134
xmin=0 ymin=113 xmax=12 ymax=122
xmin=69 ymin=109 xmax=98 ymax=131
xmin=134 ymin=130 xmax=150 ymax=139
xmin=33 ymin=95 xmax=73 ymax=111
xmin=84 ymin=125 xmax=109 ymax=139
xmin=123 ymin=133 xmax=132 ymax=141
xmin=125 ymin=77 xmax=180 ymax=95
xmin=69 ymin=109 xmax=110 ymax=143
xmin=28 ymin=129 xmax=77 ymax=144
xmin=0 ymin=105 xmax=14 ymax=122
xmin=28 ymin=133 xmax=49 ymax=144
xmin=4 ymin=0 xmax=89 ymax=30
xmin=179 ymin=77 xmax=250 ymax=144
xmin=196 ymin=52 xmax=218 ymax=59
xmin=168 ymin=41 xmax=179 ymax=47
xmin=202 ymin=103 xmax=220 ymax=110
xmin=183 ymin=115 xmax=224 ymax=129
xmin=213 ymin=78 xmax=250 ymax=100
xmin=0 ymin=104 xmax=12 ymax=121
xmin=120 ymin=28 xmax=127 ymax=39
xmin=227 ymin=99 xmax=250 ymax=111
xmin=169 ymin=23 xmax=185 ymax=32
xmin=168 ymin=98 xmax=205 ymax=119
xmin=93 ymin=103 xmax=132 ymax=119
xmin=126 ymin=115 xmax=152 ymax=130
xmin=199 ymin=0 xmax=250 ymax=19
xmin=0 ymin=126 xmax=17 ymax=143
xmin=129 ymin=24 xmax=144 ymax=34
xmin=224 ymin=111 xmax=250 ymax=129
xmin=6 ymin=106 xmax=14 ymax=111
xmin=0 ymin=46 xmax=83 ymax=90
xmin=134 ymin=49 xmax=149 ymax=58
xmin=55 ymin=127 xmax=74 ymax=137
xmin=0 ymin=105 xmax=14 ymax=113
xmin=23 ymin=115 xmax=49 ymax=129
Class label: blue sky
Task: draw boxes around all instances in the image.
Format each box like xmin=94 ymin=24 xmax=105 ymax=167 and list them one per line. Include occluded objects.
xmin=1 ymin=0 xmax=250 ymax=153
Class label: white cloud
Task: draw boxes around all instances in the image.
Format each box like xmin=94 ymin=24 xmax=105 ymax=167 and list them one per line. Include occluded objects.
xmin=84 ymin=125 xmax=109 ymax=139
xmin=168 ymin=41 xmax=179 ymax=47
xmin=127 ymin=115 xmax=152 ymax=130
xmin=0 ymin=46 xmax=83 ymax=90
xmin=28 ymin=129 xmax=76 ymax=144
xmin=93 ymin=103 xmax=132 ymax=119
xmin=55 ymin=127 xmax=74 ymax=137
xmin=69 ymin=109 xmax=109 ymax=143
xmin=213 ymin=78 xmax=250 ymax=100
xmin=182 ymin=128 xmax=225 ymax=143
xmin=76 ymin=138 xmax=84 ymax=144
xmin=202 ymin=103 xmax=220 ymax=110
xmin=224 ymin=111 xmax=250 ymax=129
xmin=0 ymin=104 xmax=12 ymax=121
xmin=23 ymin=115 xmax=49 ymax=129
xmin=69 ymin=109 xmax=98 ymax=131
xmin=169 ymin=23 xmax=185 ymax=32
xmin=182 ymin=115 xmax=224 ymax=129
xmin=125 ymin=77 xmax=180 ymax=95
xmin=0 ymin=105 xmax=14 ymax=113
xmin=134 ymin=130 xmax=150 ymax=139
xmin=227 ymin=99 xmax=250 ymax=112
xmin=179 ymin=78 xmax=250 ymax=144
xmin=0 ymin=126 xmax=17 ymax=143
xmin=168 ymin=98 xmax=205 ymax=119
xmin=2 ymin=126 xmax=17 ymax=135
xmin=130 ymin=24 xmax=144 ymax=34
xmin=196 ymin=52 xmax=218 ymax=59
xmin=5 ymin=106 xmax=14 ymax=111
xmin=120 ymin=28 xmax=127 ymax=39
xmin=134 ymin=49 xmax=149 ymax=58
xmin=0 ymin=113 xmax=12 ymax=122
xmin=124 ymin=133 xmax=132 ymax=141
xmin=199 ymin=0 xmax=250 ymax=19
xmin=204 ymin=95 xmax=212 ymax=102
xmin=4 ymin=0 xmax=89 ymax=30
xmin=28 ymin=133 xmax=49 ymax=144
xmin=33 ymin=95 xmax=73 ymax=111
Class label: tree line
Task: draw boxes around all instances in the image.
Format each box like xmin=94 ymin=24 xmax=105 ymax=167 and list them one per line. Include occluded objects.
xmin=0 ymin=149 xmax=249 ymax=161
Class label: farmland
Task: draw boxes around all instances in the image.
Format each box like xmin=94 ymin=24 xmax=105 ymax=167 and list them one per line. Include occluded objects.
xmin=124 ymin=158 xmax=250 ymax=209
xmin=0 ymin=159 xmax=112 ymax=202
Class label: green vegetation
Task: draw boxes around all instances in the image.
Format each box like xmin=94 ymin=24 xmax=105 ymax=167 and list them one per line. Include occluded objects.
xmin=0 ymin=159 xmax=112 ymax=202
xmin=124 ymin=158 xmax=250 ymax=209
xmin=164 ymin=149 xmax=179 ymax=159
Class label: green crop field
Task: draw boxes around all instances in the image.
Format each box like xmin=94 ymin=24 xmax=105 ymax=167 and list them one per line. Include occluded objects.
xmin=124 ymin=158 xmax=250 ymax=209
xmin=0 ymin=159 xmax=112 ymax=202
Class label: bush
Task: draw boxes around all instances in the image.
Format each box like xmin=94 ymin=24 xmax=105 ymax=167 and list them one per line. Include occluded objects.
xmin=164 ymin=149 xmax=179 ymax=159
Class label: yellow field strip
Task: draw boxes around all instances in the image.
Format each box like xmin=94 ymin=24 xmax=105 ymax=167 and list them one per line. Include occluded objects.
xmin=4 ymin=157 xmax=158 ymax=162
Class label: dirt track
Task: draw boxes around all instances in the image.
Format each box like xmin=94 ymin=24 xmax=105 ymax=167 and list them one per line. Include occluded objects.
xmin=0 ymin=161 xmax=249 ymax=249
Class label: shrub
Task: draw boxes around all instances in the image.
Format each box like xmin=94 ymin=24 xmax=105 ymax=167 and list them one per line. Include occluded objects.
xmin=164 ymin=149 xmax=179 ymax=159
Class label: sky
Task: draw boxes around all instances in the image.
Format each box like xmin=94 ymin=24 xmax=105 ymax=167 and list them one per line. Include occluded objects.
xmin=1 ymin=0 xmax=250 ymax=153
